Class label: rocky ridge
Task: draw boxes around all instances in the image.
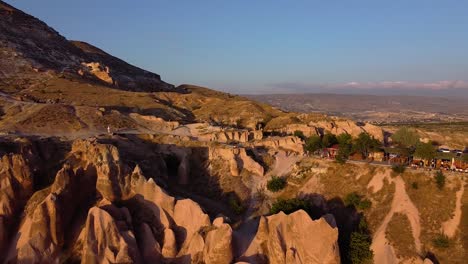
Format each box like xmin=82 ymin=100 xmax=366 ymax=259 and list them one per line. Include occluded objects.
xmin=0 ymin=1 xmax=174 ymax=92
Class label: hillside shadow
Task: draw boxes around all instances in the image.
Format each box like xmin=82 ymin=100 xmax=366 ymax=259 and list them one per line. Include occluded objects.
xmin=97 ymin=134 xmax=237 ymax=219
xmin=0 ymin=136 xmax=72 ymax=189
xmin=424 ymin=252 xmax=440 ymax=264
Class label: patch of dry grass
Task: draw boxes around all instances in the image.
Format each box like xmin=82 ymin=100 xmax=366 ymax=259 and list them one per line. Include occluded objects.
xmin=401 ymin=171 xmax=463 ymax=263
xmin=366 ymin=178 xmax=395 ymax=232
xmin=386 ymin=213 xmax=418 ymax=259
xmin=403 ymin=171 xmax=457 ymax=239
xmin=319 ymin=162 xmax=370 ymax=198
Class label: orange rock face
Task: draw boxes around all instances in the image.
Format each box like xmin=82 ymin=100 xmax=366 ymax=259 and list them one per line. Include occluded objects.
xmin=0 ymin=138 xmax=340 ymax=263
xmin=237 ymin=210 xmax=340 ymax=264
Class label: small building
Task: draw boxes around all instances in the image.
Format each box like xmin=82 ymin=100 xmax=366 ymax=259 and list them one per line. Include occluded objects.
xmin=434 ymin=152 xmax=456 ymax=170
xmin=434 ymin=152 xmax=468 ymax=171
xmin=369 ymin=149 xmax=385 ymax=162
xmin=321 ymin=144 xmax=340 ymax=159
xmin=383 ymin=147 xmax=411 ymax=165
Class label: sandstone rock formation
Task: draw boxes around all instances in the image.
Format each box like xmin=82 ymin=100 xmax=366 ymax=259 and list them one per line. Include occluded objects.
xmin=252 ymin=136 xmax=305 ymax=154
xmin=129 ymin=113 xmax=180 ymax=133
xmin=209 ymin=146 xmax=264 ymax=176
xmin=278 ymin=119 xmax=384 ymax=142
xmin=80 ymin=204 xmax=142 ymax=263
xmin=210 ymin=129 xmax=263 ymax=143
xmin=237 ymin=210 xmax=340 ymax=264
xmin=316 ymin=119 xmax=384 ymax=142
xmin=0 ymin=154 xmax=33 ymax=254
xmin=280 ymin=123 xmax=320 ymax=137
xmin=0 ymin=137 xmax=340 ymax=263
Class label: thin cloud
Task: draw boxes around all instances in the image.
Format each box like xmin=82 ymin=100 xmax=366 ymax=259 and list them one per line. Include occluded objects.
xmin=269 ymin=80 xmax=468 ymax=91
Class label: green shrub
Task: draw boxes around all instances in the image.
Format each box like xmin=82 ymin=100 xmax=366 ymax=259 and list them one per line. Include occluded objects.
xmin=335 ymin=153 xmax=347 ymax=164
xmin=391 ymin=164 xmax=406 ymax=174
xmin=229 ymin=197 xmax=245 ymax=215
xmin=267 ymin=176 xmax=287 ymax=192
xmin=411 ymin=182 xmax=419 ymax=189
xmin=344 ymin=192 xmax=361 ymax=207
xmin=269 ymin=198 xmax=309 ymax=215
xmin=293 ymin=130 xmax=306 ymax=140
xmin=432 ymin=234 xmax=450 ymax=248
xmin=344 ymin=192 xmax=372 ymax=210
xmin=434 ymin=171 xmax=445 ymax=190
xmin=358 ymin=199 xmax=372 ymax=210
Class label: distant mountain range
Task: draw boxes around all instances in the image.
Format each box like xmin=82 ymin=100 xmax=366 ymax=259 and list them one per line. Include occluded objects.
xmin=246 ymin=93 xmax=468 ymax=123
xmin=260 ymin=82 xmax=468 ymax=98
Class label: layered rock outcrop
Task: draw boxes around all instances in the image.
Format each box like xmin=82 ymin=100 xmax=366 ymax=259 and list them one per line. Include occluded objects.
xmin=252 ymin=136 xmax=305 ymax=154
xmin=315 ymin=120 xmax=384 ymax=142
xmin=278 ymin=119 xmax=384 ymax=142
xmin=210 ymin=130 xmax=263 ymax=143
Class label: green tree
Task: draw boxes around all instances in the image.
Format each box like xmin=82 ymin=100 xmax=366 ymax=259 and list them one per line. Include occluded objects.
xmin=353 ymin=133 xmax=381 ymax=158
xmin=305 ymin=135 xmax=322 ymax=153
xmin=337 ymin=133 xmax=353 ymax=160
xmin=349 ymin=231 xmax=374 ymax=264
xmin=322 ymin=133 xmax=338 ymax=148
xmin=344 ymin=192 xmax=372 ymax=210
xmin=391 ymin=127 xmax=420 ymax=147
xmin=337 ymin=133 xmax=353 ymax=146
xmin=435 ymin=171 xmax=445 ymax=189
xmin=293 ymin=130 xmax=306 ymax=140
xmin=414 ymin=142 xmax=436 ymax=161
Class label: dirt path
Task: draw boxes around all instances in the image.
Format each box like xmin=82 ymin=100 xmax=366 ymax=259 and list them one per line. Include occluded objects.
xmin=370 ymin=174 xmax=422 ymax=264
xmin=244 ymin=151 xmax=303 ymax=219
xmin=442 ymin=180 xmax=465 ymax=238
xmin=267 ymin=150 xmax=301 ymax=177
xmin=367 ymin=170 xmax=391 ymax=193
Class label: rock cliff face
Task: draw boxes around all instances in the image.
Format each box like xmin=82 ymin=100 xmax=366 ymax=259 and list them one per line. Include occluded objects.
xmin=0 ymin=138 xmax=340 ymax=263
xmin=252 ymin=136 xmax=305 ymax=154
xmin=0 ymin=1 xmax=174 ymax=92
xmin=209 ymin=146 xmax=265 ymax=176
xmin=237 ymin=211 xmax=340 ymax=264
xmin=210 ymin=130 xmax=263 ymax=143
xmin=0 ymin=154 xmax=33 ymax=254
xmin=280 ymin=120 xmax=384 ymax=141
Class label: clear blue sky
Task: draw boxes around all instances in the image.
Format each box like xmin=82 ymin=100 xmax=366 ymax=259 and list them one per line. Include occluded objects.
xmin=7 ymin=0 xmax=468 ymax=93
